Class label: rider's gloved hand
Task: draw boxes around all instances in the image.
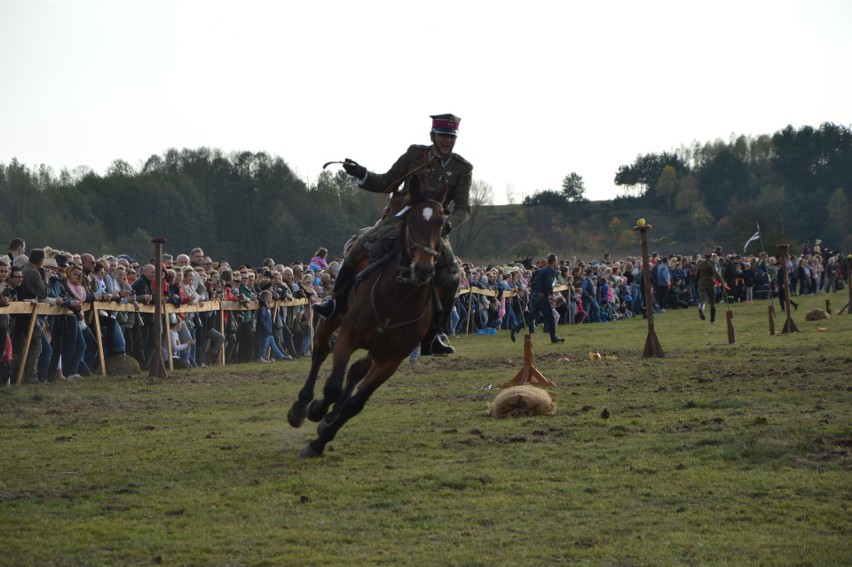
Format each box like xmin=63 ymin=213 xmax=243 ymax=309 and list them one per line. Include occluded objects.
xmin=342 ymin=159 xmax=367 ymax=179
xmin=442 ymin=220 xmax=453 ymax=236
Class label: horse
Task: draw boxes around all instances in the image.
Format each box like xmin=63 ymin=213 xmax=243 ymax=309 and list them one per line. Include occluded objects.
xmin=287 ymin=175 xmax=449 ymax=458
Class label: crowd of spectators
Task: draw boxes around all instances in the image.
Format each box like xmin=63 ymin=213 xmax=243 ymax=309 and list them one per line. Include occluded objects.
xmin=1 ymin=238 xmax=335 ymax=385
xmin=1 ymin=236 xmax=846 ymax=386
xmin=447 ymin=244 xmax=847 ymax=336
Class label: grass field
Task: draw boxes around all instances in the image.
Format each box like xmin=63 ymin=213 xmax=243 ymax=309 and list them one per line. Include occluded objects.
xmin=1 ymin=294 xmax=850 ymax=566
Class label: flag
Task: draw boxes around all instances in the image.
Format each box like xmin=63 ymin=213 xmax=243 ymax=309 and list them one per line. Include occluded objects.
xmin=743 ymin=230 xmax=760 ymax=253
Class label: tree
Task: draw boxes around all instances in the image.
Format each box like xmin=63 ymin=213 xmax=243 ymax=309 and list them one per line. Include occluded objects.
xmin=453 ymin=179 xmax=494 ymax=257
xmin=561 ymin=172 xmax=587 ymax=202
xmin=522 ymin=190 xmax=566 ymax=208
xmin=657 ymin=165 xmax=678 ymax=212
xmin=826 ymin=188 xmax=850 ymax=244
xmin=614 ymin=152 xmax=688 ymax=202
xmin=674 ymin=174 xmax=701 ymax=211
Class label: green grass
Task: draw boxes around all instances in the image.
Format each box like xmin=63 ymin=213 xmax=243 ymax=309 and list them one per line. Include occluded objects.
xmin=1 ymin=294 xmax=850 ymax=565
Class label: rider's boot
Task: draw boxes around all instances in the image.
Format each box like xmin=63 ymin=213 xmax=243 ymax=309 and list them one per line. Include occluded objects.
xmin=314 ymin=261 xmax=356 ymax=319
xmin=421 ymin=285 xmax=456 ymax=355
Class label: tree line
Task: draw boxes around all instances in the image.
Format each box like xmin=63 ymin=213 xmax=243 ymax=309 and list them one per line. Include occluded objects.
xmin=521 ymin=122 xmax=852 ymax=257
xmin=1 ymin=123 xmax=850 ymax=265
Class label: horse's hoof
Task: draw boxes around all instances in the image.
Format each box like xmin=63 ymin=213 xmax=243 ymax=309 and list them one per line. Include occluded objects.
xmin=306 ymin=399 xmax=326 ymax=422
xmin=299 ymin=442 xmax=323 ymax=458
xmin=287 ymin=406 xmax=306 ymax=428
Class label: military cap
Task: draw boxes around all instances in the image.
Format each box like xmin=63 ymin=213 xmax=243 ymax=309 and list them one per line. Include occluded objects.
xmin=430 ymin=114 xmax=461 ymax=136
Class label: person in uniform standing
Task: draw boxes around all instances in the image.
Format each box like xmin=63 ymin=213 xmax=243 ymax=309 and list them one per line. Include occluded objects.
xmin=314 ymin=114 xmax=472 ymax=356
xmin=511 ymin=254 xmax=565 ymax=344
xmin=696 ymin=251 xmax=726 ymax=323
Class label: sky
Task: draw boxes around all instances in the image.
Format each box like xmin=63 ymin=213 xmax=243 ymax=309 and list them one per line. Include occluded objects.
xmin=1 ymin=0 xmax=851 ymax=204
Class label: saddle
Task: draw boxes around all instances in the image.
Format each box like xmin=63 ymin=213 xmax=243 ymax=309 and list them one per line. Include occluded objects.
xmin=342 ymin=223 xmax=400 ymax=286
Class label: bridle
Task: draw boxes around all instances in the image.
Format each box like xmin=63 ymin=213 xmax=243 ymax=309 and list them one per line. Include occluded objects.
xmin=395 ymin=193 xmax=446 ymax=285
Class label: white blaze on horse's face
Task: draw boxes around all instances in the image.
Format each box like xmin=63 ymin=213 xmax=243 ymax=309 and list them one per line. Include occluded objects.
xmin=422 ymin=206 xmax=434 ymax=222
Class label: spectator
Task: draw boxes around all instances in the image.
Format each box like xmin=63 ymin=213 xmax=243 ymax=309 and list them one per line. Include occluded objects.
xmin=7 ymin=237 xmax=25 ymax=264
xmin=256 ymin=290 xmax=290 ymax=362
xmin=130 ymin=264 xmax=157 ymax=370
xmin=581 ymin=268 xmax=601 ymax=323
xmin=66 ymin=263 xmax=99 ymax=376
xmin=824 ymin=256 xmax=838 ymax=293
xmin=17 ymin=248 xmax=49 ymax=383
xmin=297 ymin=273 xmax=319 ymax=357
xmin=310 ymin=247 xmax=329 ymax=271
xmin=237 ymin=268 xmax=257 ymax=362
xmin=162 ymin=315 xmax=195 ymax=370
xmin=655 ymin=257 xmax=671 ymax=310
xmin=812 ymin=255 xmax=823 ymax=295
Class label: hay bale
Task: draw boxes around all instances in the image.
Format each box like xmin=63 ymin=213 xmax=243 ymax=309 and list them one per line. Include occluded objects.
xmin=105 ymin=354 xmax=143 ymax=376
xmin=805 ymin=308 xmax=830 ymax=321
xmin=488 ymin=385 xmax=556 ymax=418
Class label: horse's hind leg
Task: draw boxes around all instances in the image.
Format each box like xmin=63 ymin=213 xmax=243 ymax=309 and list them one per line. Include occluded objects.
xmin=300 ymin=357 xmax=402 ymax=458
xmin=288 ymin=316 xmax=338 ymax=428
xmin=317 ymin=355 xmax=372 ymax=436
xmin=306 ymin=329 xmax=358 ymax=422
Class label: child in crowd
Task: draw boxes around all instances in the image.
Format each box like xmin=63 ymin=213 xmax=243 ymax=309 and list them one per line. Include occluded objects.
xmin=256 ymin=290 xmax=291 ymax=362
xmin=162 ymin=315 xmax=195 ymax=370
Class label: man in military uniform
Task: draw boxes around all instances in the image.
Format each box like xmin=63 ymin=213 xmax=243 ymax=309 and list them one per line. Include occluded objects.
xmin=511 ymin=254 xmax=565 ymax=344
xmin=696 ymin=250 xmax=726 ymax=323
xmin=314 ymin=114 xmax=472 ymax=355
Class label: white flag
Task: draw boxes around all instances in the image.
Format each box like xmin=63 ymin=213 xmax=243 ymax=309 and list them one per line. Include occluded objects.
xmin=743 ymin=230 xmax=760 ymax=253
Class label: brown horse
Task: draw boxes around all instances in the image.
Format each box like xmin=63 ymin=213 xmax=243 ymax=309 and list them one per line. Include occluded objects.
xmin=287 ymin=175 xmax=448 ymax=458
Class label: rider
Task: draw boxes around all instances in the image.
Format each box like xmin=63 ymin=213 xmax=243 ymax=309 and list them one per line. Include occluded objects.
xmin=313 ymin=114 xmax=472 ymax=355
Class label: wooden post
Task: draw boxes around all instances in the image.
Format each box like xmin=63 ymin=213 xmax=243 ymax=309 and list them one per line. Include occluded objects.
xmin=842 ymin=261 xmax=852 ymax=314
xmin=465 ymin=288 xmax=474 ymax=334
xmin=219 ymin=304 xmax=226 ymax=364
xmin=840 ymin=261 xmax=852 ymax=314
xmin=14 ymin=302 xmax=39 ymax=385
xmin=768 ymin=305 xmax=776 ymax=336
xmin=164 ymin=312 xmax=174 ymax=371
xmin=777 ymin=244 xmax=799 ymax=334
xmin=502 ymin=334 xmax=557 ymax=389
xmin=92 ymin=304 xmax=107 ymax=376
xmin=726 ymin=310 xmax=736 ymax=345
xmin=634 ymin=222 xmax=664 ymax=358
xmin=149 ymin=237 xmax=168 ymax=378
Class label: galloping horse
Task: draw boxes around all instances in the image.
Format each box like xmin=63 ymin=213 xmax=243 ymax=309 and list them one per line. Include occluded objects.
xmin=287 ymin=175 xmax=448 ymax=458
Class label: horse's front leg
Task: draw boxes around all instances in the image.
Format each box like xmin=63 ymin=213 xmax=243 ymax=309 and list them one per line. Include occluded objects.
xmin=300 ymin=357 xmax=402 ymax=458
xmin=288 ymin=317 xmax=337 ymax=428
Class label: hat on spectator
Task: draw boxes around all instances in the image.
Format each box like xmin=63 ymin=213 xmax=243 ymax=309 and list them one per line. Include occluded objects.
xmin=430 ymin=114 xmax=461 ymax=136
xmin=43 ymin=257 xmax=58 ymax=268
xmin=54 ymin=254 xmax=69 ymax=268
xmin=118 ymin=254 xmax=136 ymax=263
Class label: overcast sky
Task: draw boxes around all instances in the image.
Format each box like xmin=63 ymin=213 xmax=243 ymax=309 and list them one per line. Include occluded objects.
xmin=2 ymin=0 xmax=850 ymax=203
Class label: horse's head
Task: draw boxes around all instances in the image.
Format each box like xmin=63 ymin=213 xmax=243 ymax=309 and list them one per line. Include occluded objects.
xmin=397 ymin=175 xmax=448 ymax=286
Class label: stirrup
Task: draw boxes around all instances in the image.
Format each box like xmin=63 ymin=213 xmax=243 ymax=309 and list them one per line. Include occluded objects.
xmin=429 ymin=334 xmax=455 ymax=355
